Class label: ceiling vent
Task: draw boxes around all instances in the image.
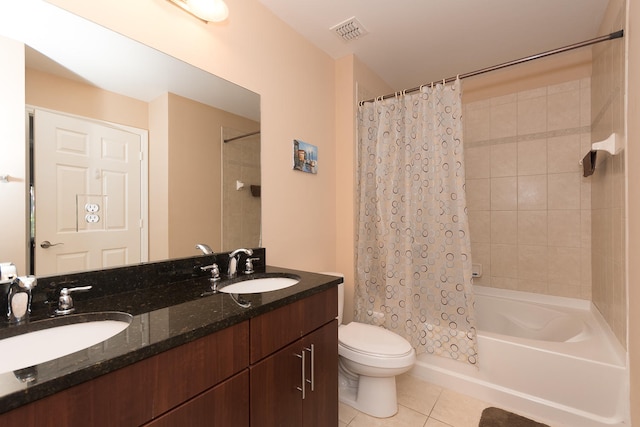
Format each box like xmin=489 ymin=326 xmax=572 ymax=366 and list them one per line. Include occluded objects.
xmin=330 ymin=17 xmax=368 ymax=42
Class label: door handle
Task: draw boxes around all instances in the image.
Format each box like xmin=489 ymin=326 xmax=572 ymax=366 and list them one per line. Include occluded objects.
xmin=40 ymin=240 xmax=64 ymax=249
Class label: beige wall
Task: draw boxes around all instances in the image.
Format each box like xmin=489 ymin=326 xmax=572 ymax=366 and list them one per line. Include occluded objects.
xmin=463 ymin=49 xmax=592 ymax=103
xmin=464 ymin=77 xmax=593 ymax=299
xmin=26 ymin=68 xmax=148 ymax=129
xmin=0 ymin=36 xmax=27 ymax=272
xmin=591 ymin=0 xmax=627 ymax=349
xmin=148 ymin=94 xmax=170 ymax=261
xmin=167 ymin=93 xmax=259 ymax=257
xmin=47 ymin=0 xmax=337 ymax=272
xmin=626 ymin=0 xmax=640 ymax=422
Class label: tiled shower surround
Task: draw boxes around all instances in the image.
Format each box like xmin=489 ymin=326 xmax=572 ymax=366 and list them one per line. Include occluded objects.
xmin=590 ymin=1 xmax=626 ymax=348
xmin=464 ymin=78 xmax=593 ymax=300
xmin=222 ymin=128 xmax=261 ymax=250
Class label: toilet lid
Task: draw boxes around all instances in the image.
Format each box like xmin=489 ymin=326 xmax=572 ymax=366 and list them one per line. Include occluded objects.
xmin=339 ymin=322 xmax=413 ymax=357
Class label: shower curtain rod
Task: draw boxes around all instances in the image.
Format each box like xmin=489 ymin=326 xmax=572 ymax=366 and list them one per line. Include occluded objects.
xmin=361 ymin=30 xmax=624 ymax=104
xmin=223 ymin=130 xmax=261 ymax=143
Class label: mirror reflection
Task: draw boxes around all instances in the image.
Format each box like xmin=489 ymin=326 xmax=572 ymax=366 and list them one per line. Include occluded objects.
xmin=0 ymin=2 xmax=260 ymax=276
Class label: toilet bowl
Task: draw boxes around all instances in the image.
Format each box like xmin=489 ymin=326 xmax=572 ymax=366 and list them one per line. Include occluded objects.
xmin=320 ymin=272 xmax=416 ymax=418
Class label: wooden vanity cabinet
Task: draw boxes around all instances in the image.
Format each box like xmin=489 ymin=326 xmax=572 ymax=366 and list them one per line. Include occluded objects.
xmin=0 ymin=286 xmax=338 ymax=427
xmin=0 ymin=321 xmax=250 ymax=427
xmin=249 ymin=287 xmax=338 ymax=427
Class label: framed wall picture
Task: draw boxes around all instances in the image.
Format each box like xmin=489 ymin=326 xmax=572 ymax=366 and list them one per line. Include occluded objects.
xmin=292 ymin=139 xmax=318 ymax=174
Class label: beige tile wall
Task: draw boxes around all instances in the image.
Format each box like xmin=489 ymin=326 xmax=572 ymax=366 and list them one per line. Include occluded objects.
xmin=222 ymin=128 xmax=262 ymax=251
xmin=464 ymin=78 xmax=592 ymax=299
xmin=590 ymin=0 xmax=626 ymax=348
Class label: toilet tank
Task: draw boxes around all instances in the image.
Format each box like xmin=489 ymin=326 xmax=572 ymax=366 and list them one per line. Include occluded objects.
xmin=320 ymin=272 xmax=344 ymax=325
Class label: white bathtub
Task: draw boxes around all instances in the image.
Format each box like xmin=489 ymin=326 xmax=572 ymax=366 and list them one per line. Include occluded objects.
xmin=409 ymin=286 xmax=628 ymax=427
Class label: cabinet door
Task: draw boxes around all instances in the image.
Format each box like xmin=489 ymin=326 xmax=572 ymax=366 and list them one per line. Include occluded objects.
xmin=302 ymin=321 xmax=338 ymax=427
xmin=144 ymin=370 xmax=249 ymax=427
xmin=250 ymin=339 xmax=304 ymax=426
xmin=250 ymin=321 xmax=338 ymax=427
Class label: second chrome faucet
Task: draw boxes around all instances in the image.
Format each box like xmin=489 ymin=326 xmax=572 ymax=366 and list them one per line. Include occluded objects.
xmin=195 ymin=245 xmax=258 ymax=291
xmin=227 ymin=248 xmax=253 ymax=278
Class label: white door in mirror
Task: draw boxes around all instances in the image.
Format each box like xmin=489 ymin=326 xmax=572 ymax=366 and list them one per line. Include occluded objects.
xmin=34 ymin=109 xmax=145 ymax=275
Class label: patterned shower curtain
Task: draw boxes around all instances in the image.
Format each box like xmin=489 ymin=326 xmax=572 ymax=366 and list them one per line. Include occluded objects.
xmin=355 ymin=79 xmax=478 ymax=365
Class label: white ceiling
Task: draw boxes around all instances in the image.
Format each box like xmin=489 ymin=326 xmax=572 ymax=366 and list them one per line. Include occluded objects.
xmin=258 ymin=0 xmax=611 ymax=91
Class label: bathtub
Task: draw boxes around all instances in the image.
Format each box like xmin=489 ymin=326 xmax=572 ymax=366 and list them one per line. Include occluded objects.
xmin=409 ymin=286 xmax=628 ymax=427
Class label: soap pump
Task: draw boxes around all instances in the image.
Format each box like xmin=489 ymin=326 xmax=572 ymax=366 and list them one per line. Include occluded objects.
xmin=7 ymin=276 xmax=37 ymax=323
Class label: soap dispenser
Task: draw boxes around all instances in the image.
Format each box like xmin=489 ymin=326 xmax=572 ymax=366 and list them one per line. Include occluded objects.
xmin=7 ymin=276 xmax=37 ymax=323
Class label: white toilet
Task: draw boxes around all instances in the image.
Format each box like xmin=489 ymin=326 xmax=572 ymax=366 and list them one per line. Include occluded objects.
xmin=323 ymin=272 xmax=416 ymax=418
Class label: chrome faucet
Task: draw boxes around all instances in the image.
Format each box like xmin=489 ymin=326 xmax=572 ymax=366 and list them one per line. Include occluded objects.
xmin=195 ymin=243 xmax=213 ymax=255
xmin=7 ymin=276 xmax=37 ymax=323
xmin=196 ymin=243 xmax=221 ymax=286
xmin=228 ymin=248 xmax=253 ymax=278
xmin=55 ymin=286 xmax=92 ymax=315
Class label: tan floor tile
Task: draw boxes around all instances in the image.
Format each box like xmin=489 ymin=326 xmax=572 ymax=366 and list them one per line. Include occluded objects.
xmin=339 ymin=422 xmax=349 ymax=427
xmin=348 ymin=404 xmax=428 ymax=427
xmin=429 ymin=388 xmax=490 ymax=427
xmin=339 ymin=402 xmax=359 ymax=424
xmin=425 ymin=418 xmax=453 ymax=427
xmin=396 ymin=373 xmax=443 ymax=416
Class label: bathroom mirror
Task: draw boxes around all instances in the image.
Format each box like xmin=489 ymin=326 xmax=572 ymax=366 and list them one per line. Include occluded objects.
xmin=0 ymin=1 xmax=260 ymax=275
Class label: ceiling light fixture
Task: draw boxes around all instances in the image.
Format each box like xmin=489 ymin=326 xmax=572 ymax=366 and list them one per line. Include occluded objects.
xmin=167 ymin=0 xmax=229 ymax=23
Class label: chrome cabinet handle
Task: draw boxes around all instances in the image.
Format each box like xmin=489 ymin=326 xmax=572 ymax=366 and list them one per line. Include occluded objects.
xmin=305 ymin=345 xmax=315 ymax=391
xmin=295 ymin=351 xmax=306 ymax=399
xmin=40 ymin=240 xmax=64 ymax=249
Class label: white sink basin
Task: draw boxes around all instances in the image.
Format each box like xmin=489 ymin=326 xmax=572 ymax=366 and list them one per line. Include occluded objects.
xmin=219 ymin=275 xmax=300 ymax=294
xmin=0 ymin=312 xmax=132 ymax=374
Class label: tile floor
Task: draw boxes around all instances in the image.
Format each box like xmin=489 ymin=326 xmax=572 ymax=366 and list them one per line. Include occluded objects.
xmin=338 ymin=373 xmax=551 ymax=427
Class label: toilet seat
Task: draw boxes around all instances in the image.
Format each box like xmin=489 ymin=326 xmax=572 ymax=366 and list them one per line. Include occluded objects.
xmin=338 ymin=322 xmax=415 ymax=368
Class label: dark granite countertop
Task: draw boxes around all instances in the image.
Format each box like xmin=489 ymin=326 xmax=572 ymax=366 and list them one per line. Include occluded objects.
xmin=0 ymin=254 xmax=342 ymax=415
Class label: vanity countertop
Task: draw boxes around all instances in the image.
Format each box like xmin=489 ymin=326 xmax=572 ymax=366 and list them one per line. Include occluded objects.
xmin=0 ymin=263 xmax=342 ymax=414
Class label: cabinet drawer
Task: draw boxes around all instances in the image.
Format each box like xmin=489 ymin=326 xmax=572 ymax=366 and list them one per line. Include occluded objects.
xmin=152 ymin=320 xmax=249 ymax=416
xmin=145 ymin=370 xmax=249 ymax=427
xmin=250 ymin=287 xmax=337 ymax=363
xmin=0 ymin=320 xmax=250 ymax=427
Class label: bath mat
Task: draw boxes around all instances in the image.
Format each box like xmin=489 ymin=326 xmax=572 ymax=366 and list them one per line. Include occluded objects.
xmin=479 ymin=407 xmax=550 ymax=427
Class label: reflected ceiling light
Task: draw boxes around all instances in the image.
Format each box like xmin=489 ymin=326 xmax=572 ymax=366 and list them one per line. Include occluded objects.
xmin=168 ymin=0 xmax=229 ymax=23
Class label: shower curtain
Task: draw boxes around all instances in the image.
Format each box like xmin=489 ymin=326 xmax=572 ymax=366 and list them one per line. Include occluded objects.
xmin=355 ymin=79 xmax=478 ymax=365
